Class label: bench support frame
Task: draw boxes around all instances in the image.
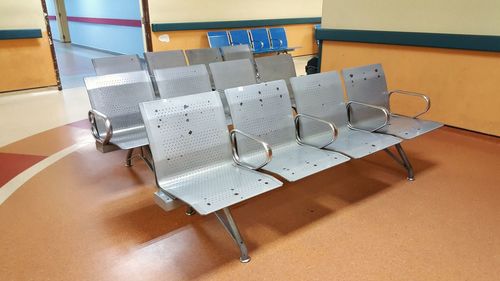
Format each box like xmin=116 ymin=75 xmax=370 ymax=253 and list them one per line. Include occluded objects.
xmin=214 ymin=208 xmax=251 ymax=263
xmin=384 ymin=144 xmax=414 ymax=181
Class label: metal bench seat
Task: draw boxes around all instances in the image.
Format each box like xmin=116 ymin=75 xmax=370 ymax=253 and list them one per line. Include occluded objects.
xmin=144 ymin=50 xmax=187 ymax=73
xmin=161 ymin=163 xmax=282 ymax=215
xmin=153 ymin=64 xmax=212 ymax=99
xmin=225 ymin=80 xmax=350 ymax=182
xmin=91 ymin=54 xmax=143 ymax=75
xmin=342 ymin=64 xmax=443 ymax=140
xmin=140 ymin=91 xmax=282 ymax=262
xmin=291 ymin=71 xmax=402 ymax=160
xmin=84 ymin=70 xmax=156 ymax=166
xmin=220 ymin=45 xmax=254 ymax=61
xmin=103 ymin=124 xmax=148 ymax=150
xmin=373 ymin=115 xmax=443 ymax=139
xmin=185 ymin=47 xmax=223 ymax=89
xmin=302 ymin=128 xmax=401 ymax=159
xmin=209 ymin=59 xmax=258 ymax=122
xmin=255 ymin=54 xmax=297 ymax=106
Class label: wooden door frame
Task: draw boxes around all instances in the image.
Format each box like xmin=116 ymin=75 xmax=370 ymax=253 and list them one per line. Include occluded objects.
xmin=40 ymin=0 xmax=62 ymax=90
xmin=141 ymin=0 xmax=153 ymax=52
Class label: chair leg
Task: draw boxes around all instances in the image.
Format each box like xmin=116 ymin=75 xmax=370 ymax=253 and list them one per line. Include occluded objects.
xmin=395 ymin=144 xmax=414 ymax=181
xmin=125 ymin=148 xmax=134 ymax=167
xmin=185 ymin=206 xmax=196 ymax=216
xmin=384 ymin=144 xmax=415 ymax=181
xmin=214 ymin=208 xmax=251 ymax=263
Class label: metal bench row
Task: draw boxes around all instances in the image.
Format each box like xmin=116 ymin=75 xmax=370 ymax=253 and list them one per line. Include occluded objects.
xmin=84 ymin=63 xmax=442 ymax=263
xmin=207 ymin=27 xmax=297 ymax=53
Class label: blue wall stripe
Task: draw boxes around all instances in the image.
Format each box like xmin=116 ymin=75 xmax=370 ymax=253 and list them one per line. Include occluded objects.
xmin=152 ymin=17 xmax=321 ymax=32
xmin=0 ymin=29 xmax=43 ymax=40
xmin=315 ymin=29 xmax=500 ymax=52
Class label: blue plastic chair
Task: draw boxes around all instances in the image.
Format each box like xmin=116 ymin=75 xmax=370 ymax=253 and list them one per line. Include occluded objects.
xmin=249 ymin=28 xmax=272 ymax=54
xmin=229 ymin=30 xmax=251 ymax=46
xmin=269 ymin=27 xmax=290 ymax=51
xmin=207 ymin=31 xmax=231 ymax=48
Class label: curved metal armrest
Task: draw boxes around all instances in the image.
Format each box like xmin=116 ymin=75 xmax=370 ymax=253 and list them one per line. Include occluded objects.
xmin=230 ymin=129 xmax=272 ymax=170
xmin=271 ymin=38 xmax=284 ymax=48
xmin=389 ymin=90 xmax=431 ymax=118
xmin=88 ymin=109 xmax=113 ymax=145
xmin=294 ymin=114 xmax=338 ymax=149
xmin=252 ymin=40 xmax=265 ymax=49
xmin=346 ymin=101 xmax=390 ymax=133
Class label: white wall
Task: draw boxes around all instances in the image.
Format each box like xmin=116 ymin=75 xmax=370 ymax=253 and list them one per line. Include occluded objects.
xmin=149 ymin=0 xmax=322 ymax=23
xmin=0 ymin=0 xmax=46 ymax=30
xmin=322 ymin=0 xmax=500 ymax=36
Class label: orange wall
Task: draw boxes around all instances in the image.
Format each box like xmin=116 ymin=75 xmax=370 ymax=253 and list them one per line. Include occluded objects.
xmin=0 ymin=32 xmax=57 ymax=92
xmin=321 ymin=41 xmax=500 ymax=136
xmin=152 ymin=24 xmax=318 ymax=57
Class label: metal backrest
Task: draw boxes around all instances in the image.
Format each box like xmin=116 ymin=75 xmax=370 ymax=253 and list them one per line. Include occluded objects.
xmin=139 ymin=91 xmax=232 ymax=184
xmin=220 ymin=45 xmax=253 ymax=61
xmin=209 ymin=59 xmax=257 ymax=91
xmin=255 ymin=54 xmax=297 ymax=103
xmin=92 ymin=55 xmax=143 ymax=75
xmin=249 ymin=28 xmax=271 ymax=51
xmin=185 ymin=48 xmax=223 ymax=65
xmin=255 ymin=54 xmax=296 ymax=82
xmin=229 ymin=30 xmax=251 ymax=46
xmin=144 ymin=50 xmax=187 ymax=73
xmin=207 ymin=31 xmax=231 ymax=48
xmin=225 ymin=80 xmax=295 ymax=156
xmin=153 ymin=64 xmax=212 ymax=99
xmin=84 ymin=71 xmax=155 ymax=130
xmin=341 ymin=64 xmax=389 ymax=108
xmin=269 ymin=27 xmax=288 ymax=49
xmin=291 ymin=72 xmax=349 ymax=138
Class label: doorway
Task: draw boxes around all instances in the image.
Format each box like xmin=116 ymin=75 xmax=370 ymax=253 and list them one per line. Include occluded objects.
xmin=43 ymin=0 xmax=149 ymax=89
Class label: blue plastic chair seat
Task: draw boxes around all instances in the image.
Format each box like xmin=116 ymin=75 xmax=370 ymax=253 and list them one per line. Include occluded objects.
xmin=208 ymin=31 xmax=230 ymax=48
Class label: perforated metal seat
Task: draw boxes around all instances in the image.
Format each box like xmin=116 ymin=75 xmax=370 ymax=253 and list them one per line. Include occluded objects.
xmin=220 ymin=45 xmax=254 ymax=61
xmin=185 ymin=48 xmax=223 ymax=89
xmin=291 ymin=71 xmax=402 ymax=159
xmin=185 ymin=48 xmax=223 ymax=65
xmin=342 ymin=64 xmax=443 ymax=140
xmin=153 ymin=64 xmax=212 ymax=99
xmin=255 ymin=54 xmax=297 ymax=105
xmin=225 ymin=80 xmax=350 ymax=182
xmin=140 ymin=91 xmax=282 ymax=262
xmin=144 ymin=50 xmax=187 ymax=73
xmin=84 ymin=71 xmax=156 ymax=166
xmin=209 ymin=59 xmax=258 ymax=121
xmin=92 ymin=55 xmax=143 ymax=75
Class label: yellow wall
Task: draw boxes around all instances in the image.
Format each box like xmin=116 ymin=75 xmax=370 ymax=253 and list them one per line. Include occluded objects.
xmin=0 ymin=0 xmax=47 ymax=31
xmin=322 ymin=0 xmax=500 ymax=35
xmin=0 ymin=0 xmax=57 ymax=92
xmin=148 ymin=0 xmax=321 ymax=56
xmin=321 ymin=42 xmax=500 ymax=136
xmin=320 ymin=0 xmax=500 ymax=135
xmin=149 ymin=0 xmax=322 ymax=23
xmin=152 ymin=24 xmax=318 ymax=56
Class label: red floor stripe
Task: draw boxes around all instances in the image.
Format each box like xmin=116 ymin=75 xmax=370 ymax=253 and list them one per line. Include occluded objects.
xmin=0 ymin=153 xmax=47 ymax=187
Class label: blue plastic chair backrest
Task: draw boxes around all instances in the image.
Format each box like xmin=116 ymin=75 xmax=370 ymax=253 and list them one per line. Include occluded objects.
xmin=269 ymin=27 xmax=288 ymax=49
xmin=229 ymin=30 xmax=251 ymax=46
xmin=249 ymin=28 xmax=271 ymax=51
xmin=207 ymin=31 xmax=230 ymax=48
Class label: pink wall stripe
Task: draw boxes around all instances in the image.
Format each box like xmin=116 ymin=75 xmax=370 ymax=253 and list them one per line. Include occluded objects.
xmin=66 ymin=16 xmax=141 ymax=27
xmin=48 ymin=15 xmax=56 ymax=20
